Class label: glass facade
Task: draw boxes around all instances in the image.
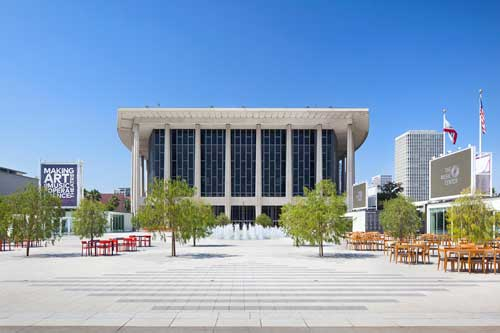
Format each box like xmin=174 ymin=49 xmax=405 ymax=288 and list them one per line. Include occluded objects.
xmin=148 ymin=129 xmax=165 ymax=182
xmin=145 ymin=126 xmax=342 ymax=214
xmin=211 ymin=206 xmax=225 ymax=217
xmin=322 ymin=129 xmax=337 ymax=183
xmin=231 ymin=206 xmax=256 ymax=226
xmin=111 ymin=214 xmax=125 ymax=232
xmin=231 ymin=129 xmax=256 ymax=197
xmin=262 ymin=130 xmax=286 ymax=197
xmin=293 ymin=129 xmax=316 ymax=196
xmin=262 ymin=206 xmax=282 ymax=226
xmin=201 ymin=129 xmax=226 ymax=197
xmin=429 ymin=208 xmax=447 ymax=234
xmin=171 ymin=129 xmax=195 ymax=187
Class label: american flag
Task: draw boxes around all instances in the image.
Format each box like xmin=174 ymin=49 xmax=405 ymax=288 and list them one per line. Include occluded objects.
xmin=480 ymin=96 xmax=486 ymax=134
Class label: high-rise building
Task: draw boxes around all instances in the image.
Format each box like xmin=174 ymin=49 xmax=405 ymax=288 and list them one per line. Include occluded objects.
xmin=395 ymin=130 xmax=443 ymax=201
xmin=371 ymin=175 xmax=392 ymax=189
xmin=114 ymin=187 xmax=131 ymax=197
xmin=117 ymin=107 xmax=370 ymax=223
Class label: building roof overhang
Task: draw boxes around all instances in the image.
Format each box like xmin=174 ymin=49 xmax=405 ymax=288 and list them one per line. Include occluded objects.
xmin=117 ymin=107 xmax=369 ymax=157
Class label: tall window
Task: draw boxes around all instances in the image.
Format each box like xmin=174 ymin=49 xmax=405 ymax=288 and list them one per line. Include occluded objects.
xmin=231 ymin=129 xmax=256 ymax=197
xmin=211 ymin=206 xmax=225 ymax=217
xmin=148 ymin=129 xmax=165 ymax=183
xmin=293 ymin=129 xmax=316 ymax=195
xmin=262 ymin=206 xmax=282 ymax=226
xmin=322 ymin=129 xmax=337 ymax=183
xmin=231 ymin=206 xmax=255 ymax=226
xmin=171 ymin=129 xmax=195 ymax=187
xmin=201 ymin=129 xmax=225 ymax=197
xmin=262 ymin=130 xmax=286 ymax=197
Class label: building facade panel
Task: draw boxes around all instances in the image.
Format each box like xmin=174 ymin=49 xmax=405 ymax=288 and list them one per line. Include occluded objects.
xmin=231 ymin=129 xmax=256 ymax=197
xmin=322 ymin=129 xmax=337 ymax=183
xmin=171 ymin=129 xmax=195 ymax=187
xmin=293 ymin=129 xmax=316 ymax=196
xmin=262 ymin=129 xmax=286 ymax=197
xmin=148 ymin=129 xmax=165 ymax=182
xmin=201 ymin=129 xmax=226 ymax=197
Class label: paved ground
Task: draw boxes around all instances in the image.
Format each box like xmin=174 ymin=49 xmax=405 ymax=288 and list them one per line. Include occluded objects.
xmin=1 ymin=233 xmax=500 ymax=332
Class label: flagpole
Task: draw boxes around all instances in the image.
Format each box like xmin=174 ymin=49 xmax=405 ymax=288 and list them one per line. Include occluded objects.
xmin=442 ymin=108 xmax=446 ymax=155
xmin=479 ymin=89 xmax=483 ymax=156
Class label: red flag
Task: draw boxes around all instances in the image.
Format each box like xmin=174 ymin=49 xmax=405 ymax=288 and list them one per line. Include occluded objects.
xmin=443 ymin=114 xmax=457 ymax=144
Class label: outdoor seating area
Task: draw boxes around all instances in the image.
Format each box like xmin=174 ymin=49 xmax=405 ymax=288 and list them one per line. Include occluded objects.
xmin=346 ymin=232 xmax=386 ymax=251
xmin=346 ymin=232 xmax=500 ymax=274
xmin=438 ymin=243 xmax=500 ymax=273
xmin=80 ymin=234 xmax=151 ymax=256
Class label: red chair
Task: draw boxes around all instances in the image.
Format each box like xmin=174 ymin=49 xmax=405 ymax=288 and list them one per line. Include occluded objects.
xmin=96 ymin=240 xmax=111 ymax=256
xmin=143 ymin=235 xmax=152 ymax=247
xmin=81 ymin=241 xmax=90 ymax=256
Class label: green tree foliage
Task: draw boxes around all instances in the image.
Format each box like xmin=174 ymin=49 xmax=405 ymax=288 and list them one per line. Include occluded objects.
xmin=72 ymin=198 xmax=108 ymax=242
xmin=255 ymin=213 xmax=273 ymax=227
xmin=279 ymin=180 xmax=349 ymax=257
xmin=446 ymin=190 xmax=496 ymax=244
xmin=9 ymin=184 xmax=63 ymax=256
xmin=179 ymin=199 xmax=216 ymax=246
xmin=379 ymin=195 xmax=420 ymax=240
xmin=215 ymin=213 xmax=231 ymax=226
xmin=124 ymin=198 xmax=131 ymax=213
xmin=0 ymin=196 xmax=13 ymax=242
xmin=377 ymin=182 xmax=404 ymax=210
xmin=106 ymin=194 xmax=120 ymax=211
xmin=84 ymin=189 xmax=102 ymax=202
xmin=135 ymin=178 xmax=195 ymax=256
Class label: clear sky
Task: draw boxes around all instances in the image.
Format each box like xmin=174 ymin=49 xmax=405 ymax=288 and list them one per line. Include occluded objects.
xmin=1 ymin=0 xmax=499 ymax=192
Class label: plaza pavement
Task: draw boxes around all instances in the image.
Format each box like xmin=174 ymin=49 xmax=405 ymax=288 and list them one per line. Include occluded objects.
xmin=1 ymin=233 xmax=500 ymax=332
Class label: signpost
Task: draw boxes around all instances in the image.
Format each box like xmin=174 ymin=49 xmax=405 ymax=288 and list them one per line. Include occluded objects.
xmin=352 ymin=182 xmax=368 ymax=210
xmin=40 ymin=162 xmax=83 ymax=208
xmin=429 ymin=147 xmax=474 ymax=201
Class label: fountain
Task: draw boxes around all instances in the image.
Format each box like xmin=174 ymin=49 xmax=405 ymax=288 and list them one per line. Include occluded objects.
xmin=210 ymin=224 xmax=286 ymax=240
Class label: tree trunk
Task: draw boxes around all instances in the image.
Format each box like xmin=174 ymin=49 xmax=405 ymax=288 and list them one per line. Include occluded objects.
xmin=319 ymin=238 xmax=323 ymax=257
xmin=171 ymin=230 xmax=176 ymax=256
xmin=26 ymin=239 xmax=30 ymax=257
xmin=193 ymin=236 xmax=196 ymax=247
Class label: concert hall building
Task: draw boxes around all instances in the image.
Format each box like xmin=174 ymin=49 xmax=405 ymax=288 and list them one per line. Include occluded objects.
xmin=117 ymin=107 xmax=369 ymax=224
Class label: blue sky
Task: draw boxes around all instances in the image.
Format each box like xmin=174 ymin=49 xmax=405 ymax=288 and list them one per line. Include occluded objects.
xmin=1 ymin=0 xmax=499 ymax=192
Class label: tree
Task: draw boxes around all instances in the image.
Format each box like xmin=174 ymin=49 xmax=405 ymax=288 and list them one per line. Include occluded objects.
xmin=10 ymin=184 xmax=63 ymax=256
xmin=0 ymin=196 xmax=13 ymax=245
xmin=255 ymin=213 xmax=273 ymax=227
xmin=135 ymin=178 xmax=195 ymax=256
xmin=124 ymin=198 xmax=131 ymax=213
xmin=179 ymin=199 xmax=215 ymax=246
xmin=84 ymin=189 xmax=101 ymax=202
xmin=446 ymin=190 xmax=496 ymax=244
xmin=377 ymin=182 xmax=404 ymax=210
xmin=106 ymin=195 xmax=120 ymax=211
xmin=379 ymin=195 xmax=420 ymax=240
xmin=72 ymin=198 xmax=108 ymax=242
xmin=215 ymin=213 xmax=231 ymax=226
xmin=279 ymin=180 xmax=349 ymax=257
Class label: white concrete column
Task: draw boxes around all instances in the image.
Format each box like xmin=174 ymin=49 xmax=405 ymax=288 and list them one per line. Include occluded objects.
xmin=225 ymin=124 xmax=231 ymax=217
xmin=346 ymin=123 xmax=354 ymax=211
xmin=164 ymin=124 xmax=170 ymax=180
xmin=140 ymin=155 xmax=145 ymax=197
xmin=316 ymin=124 xmax=323 ymax=184
xmin=286 ymin=124 xmax=293 ymax=199
xmin=195 ymin=124 xmax=201 ymax=197
xmin=132 ymin=123 xmax=140 ymax=214
xmin=255 ymin=124 xmax=262 ymax=217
